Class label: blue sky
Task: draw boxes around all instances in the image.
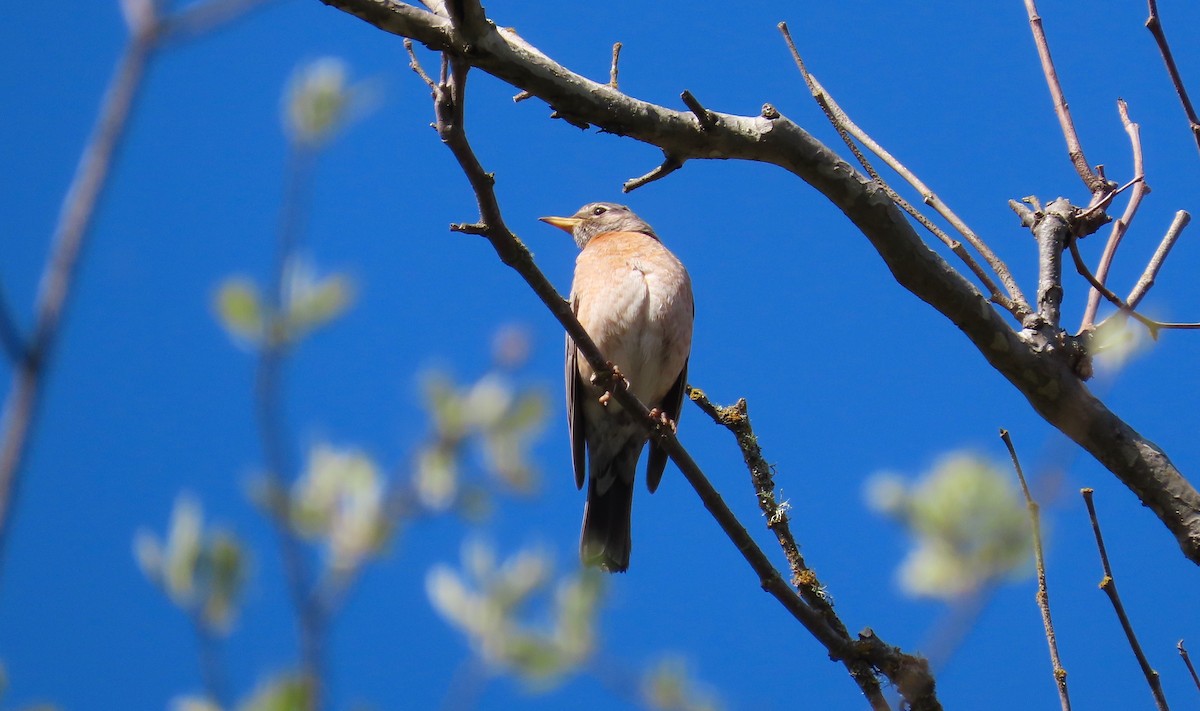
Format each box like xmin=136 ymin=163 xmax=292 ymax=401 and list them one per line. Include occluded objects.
xmin=3 ymin=1 xmax=1200 ymax=709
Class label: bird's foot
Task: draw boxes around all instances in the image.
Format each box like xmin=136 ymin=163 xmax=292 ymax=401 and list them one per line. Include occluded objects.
xmin=648 ymin=407 xmax=677 ymax=433
xmin=592 ymin=363 xmax=630 ymax=407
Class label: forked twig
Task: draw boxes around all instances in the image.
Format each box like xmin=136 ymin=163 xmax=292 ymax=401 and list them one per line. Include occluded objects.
xmin=1145 ymin=0 xmax=1200 ymax=156
xmin=778 ymin=23 xmax=1029 ymax=321
xmin=1081 ymin=100 xmax=1149 ymax=332
xmin=1001 ymin=430 xmax=1070 ymax=711
xmin=1069 ymin=241 xmax=1200 ymax=339
xmin=1082 ymin=489 xmax=1171 ymax=711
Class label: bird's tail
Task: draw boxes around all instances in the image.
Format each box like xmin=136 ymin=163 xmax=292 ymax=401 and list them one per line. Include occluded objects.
xmin=580 ymin=474 xmax=634 ymax=573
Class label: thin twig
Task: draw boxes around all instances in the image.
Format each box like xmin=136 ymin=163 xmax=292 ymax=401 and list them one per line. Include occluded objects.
xmin=777 ymin=23 xmax=1028 ymax=321
xmin=1128 ymin=210 xmax=1190 ymax=309
xmin=1024 ymin=0 xmax=1108 ymax=194
xmin=0 ymin=20 xmax=158 ymax=579
xmin=622 ymin=152 xmax=683 ymax=193
xmin=680 ymin=90 xmax=715 ymax=130
xmin=608 ymin=41 xmax=622 ymax=89
xmin=688 ymin=387 xmax=888 ymax=710
xmin=1001 ymin=430 xmax=1070 ymax=711
xmin=1069 ymin=241 xmax=1200 ymax=338
xmin=1081 ymin=100 xmax=1149 ymax=332
xmin=258 ymin=142 xmax=326 ymax=710
xmin=1082 ymin=488 xmax=1171 ymax=711
xmin=0 ymin=0 xmax=282 ymax=585
xmin=0 ymin=284 xmax=26 ymax=363
xmin=416 ymin=48 xmax=939 ymax=711
xmin=193 ymin=615 xmax=232 ymax=709
xmin=1179 ymin=640 xmax=1200 ymax=694
xmin=1145 ymin=0 xmax=1200 ymax=156
xmin=161 ymin=0 xmax=277 ymax=43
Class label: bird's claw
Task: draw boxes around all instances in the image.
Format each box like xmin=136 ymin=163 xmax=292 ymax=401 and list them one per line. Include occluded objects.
xmin=648 ymin=408 xmax=677 ymax=433
xmin=592 ymin=363 xmax=630 ymax=407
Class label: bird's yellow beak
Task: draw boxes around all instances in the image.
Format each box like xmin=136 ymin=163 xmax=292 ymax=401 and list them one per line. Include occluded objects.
xmin=539 ymin=216 xmax=581 ymax=234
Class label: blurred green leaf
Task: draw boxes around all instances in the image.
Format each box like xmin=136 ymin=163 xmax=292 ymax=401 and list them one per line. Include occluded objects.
xmin=284 ymin=58 xmax=351 ymax=146
xmin=282 ymin=260 xmax=355 ymax=340
xmin=237 ymin=674 xmax=311 ymax=711
xmin=135 ymin=494 xmax=248 ymax=634
xmin=170 ymin=696 xmax=222 ymax=711
xmin=215 ymin=278 xmax=265 ymax=345
xmin=642 ymin=657 xmax=723 ymax=711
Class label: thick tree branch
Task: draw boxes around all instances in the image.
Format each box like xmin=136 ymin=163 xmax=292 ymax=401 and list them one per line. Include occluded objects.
xmin=317 ymin=0 xmax=1200 ymax=565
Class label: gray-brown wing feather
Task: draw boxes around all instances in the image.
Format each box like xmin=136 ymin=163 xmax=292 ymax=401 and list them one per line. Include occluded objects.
xmin=646 ymin=359 xmax=687 ymax=494
xmin=566 ymin=302 xmax=587 ymax=490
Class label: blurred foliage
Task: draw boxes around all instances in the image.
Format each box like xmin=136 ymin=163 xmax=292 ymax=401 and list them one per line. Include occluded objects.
xmin=866 ymin=452 xmax=1032 ymax=599
xmin=282 ymin=58 xmax=374 ymax=148
xmin=214 ymin=259 xmax=354 ymax=350
xmin=426 ymin=539 xmax=602 ymax=689
xmin=415 ymin=371 xmax=547 ymax=515
xmin=173 ymin=674 xmax=310 ymax=711
xmin=135 ymin=494 xmax=248 ymax=633
xmin=1089 ymin=315 xmax=1150 ymax=373
xmin=641 ymin=657 xmax=724 ymax=711
xmin=288 ymin=444 xmax=390 ymax=576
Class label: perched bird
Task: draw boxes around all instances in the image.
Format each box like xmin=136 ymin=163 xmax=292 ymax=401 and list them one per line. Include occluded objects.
xmin=540 ymin=203 xmax=694 ymax=573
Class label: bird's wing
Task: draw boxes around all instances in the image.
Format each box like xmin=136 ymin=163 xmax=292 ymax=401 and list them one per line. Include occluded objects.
xmin=566 ymin=298 xmax=587 ymax=490
xmin=646 ymin=359 xmax=687 ymax=494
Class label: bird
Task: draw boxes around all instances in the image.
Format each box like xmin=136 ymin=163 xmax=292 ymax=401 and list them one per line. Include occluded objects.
xmin=539 ymin=202 xmax=694 ymax=573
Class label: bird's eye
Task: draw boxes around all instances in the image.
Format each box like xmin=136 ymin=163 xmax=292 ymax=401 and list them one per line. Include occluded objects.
xmin=592 ymin=206 xmax=607 ymax=216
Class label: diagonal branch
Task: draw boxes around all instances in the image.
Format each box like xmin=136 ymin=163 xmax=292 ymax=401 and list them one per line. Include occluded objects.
xmin=687 ymin=387 xmax=888 ymax=708
xmin=1145 ymin=0 xmax=1200 ymax=157
xmin=1024 ymin=0 xmax=1108 ymax=195
xmin=1082 ymin=489 xmax=1171 ymax=711
xmin=779 ymin=23 xmax=1030 ymax=321
xmin=317 ymin=0 xmax=1200 ymax=566
xmin=417 ymin=48 xmax=936 ymax=711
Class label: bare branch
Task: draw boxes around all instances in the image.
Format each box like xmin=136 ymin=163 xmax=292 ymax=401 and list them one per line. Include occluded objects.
xmin=0 ymin=28 xmax=157 ymax=574
xmin=161 ymin=0 xmax=277 ymax=43
xmin=680 ymin=90 xmax=716 ymax=131
xmin=1145 ymin=0 xmax=1200 ymax=156
xmin=321 ymin=0 xmax=1200 ymax=566
xmin=421 ymin=54 xmax=939 ymax=710
xmin=622 ymin=152 xmax=683 ymax=193
xmin=1001 ymin=430 xmax=1070 ymax=711
xmin=1179 ymin=640 xmax=1200 ymax=694
xmin=1069 ymin=242 xmax=1200 ymax=339
xmin=1081 ymin=100 xmax=1149 ymax=332
xmin=0 ymin=283 xmax=26 ymax=364
xmin=778 ymin=23 xmax=1030 ymax=320
xmin=688 ymin=387 xmax=891 ymax=710
xmin=608 ymin=41 xmax=622 ymax=89
xmin=1082 ymin=489 xmax=1171 ymax=711
xmin=1128 ymin=210 xmax=1190 ymax=309
xmin=1024 ymin=0 xmax=1109 ymax=195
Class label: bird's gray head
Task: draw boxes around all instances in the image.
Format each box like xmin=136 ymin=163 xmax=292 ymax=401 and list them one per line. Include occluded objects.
xmin=539 ymin=202 xmax=658 ymax=248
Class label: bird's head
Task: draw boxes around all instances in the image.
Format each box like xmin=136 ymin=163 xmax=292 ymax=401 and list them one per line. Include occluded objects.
xmin=539 ymin=202 xmax=657 ymax=248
